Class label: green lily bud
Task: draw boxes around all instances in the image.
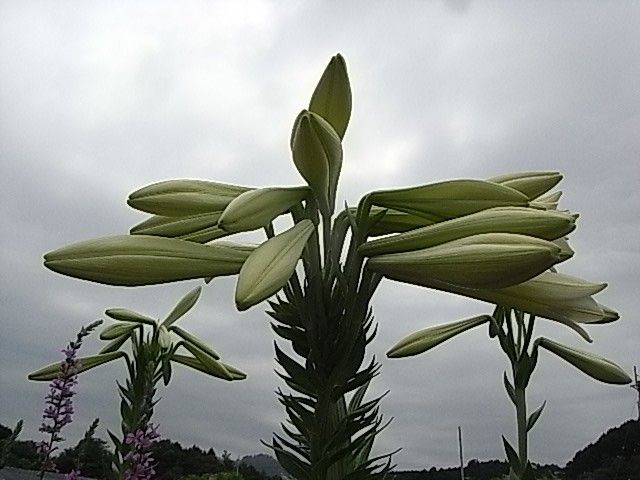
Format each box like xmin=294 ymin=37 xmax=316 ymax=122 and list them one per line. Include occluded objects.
xmin=530 ymin=191 xmax=562 ymax=210
xmin=44 ymin=235 xmax=252 ymax=286
xmin=105 ymin=308 xmax=156 ymax=326
xmin=291 ymin=110 xmax=342 ymax=216
xmin=235 ymin=220 xmax=314 ymax=311
xmin=130 ymin=212 xmax=228 ymax=244
xmin=308 ymin=53 xmax=352 ymax=139
xmin=349 ymin=206 xmax=441 ymax=236
xmin=537 ymin=337 xmax=631 ymax=384
xmin=161 ymin=286 xmax=202 ymax=327
xmin=181 ymin=343 xmax=233 ymax=381
xmin=218 ymin=186 xmax=311 ymax=233
xmin=128 ymin=179 xmax=251 ymax=217
xmin=413 ymin=272 xmax=616 ymax=339
xmin=158 ymin=325 xmax=172 ymax=349
xmin=360 ymin=207 xmax=577 ymax=256
xmin=367 ymin=233 xmax=570 ymax=290
xmin=369 ymin=179 xmax=529 ymax=220
xmin=172 ymin=354 xmax=246 ymax=381
xmin=487 ymin=171 xmax=562 ymax=200
xmin=28 ymin=352 xmax=126 ymax=381
xmin=169 ymin=325 xmax=220 ymax=360
xmin=387 ymin=315 xmax=492 ymax=358
xmin=100 ymin=322 xmax=138 ymax=340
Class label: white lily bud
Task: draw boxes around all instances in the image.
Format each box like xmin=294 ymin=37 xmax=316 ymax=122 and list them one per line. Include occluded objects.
xmin=360 ymin=207 xmax=577 ymax=256
xmin=44 ymin=235 xmax=253 ymax=286
xmin=218 ymin=186 xmax=310 ymax=233
xmin=28 ymin=352 xmax=126 ymax=381
xmin=235 ymin=220 xmax=314 ymax=311
xmin=367 ymin=233 xmax=570 ymax=290
xmin=128 ymin=179 xmax=251 ymax=216
xmin=487 ymin=171 xmax=562 ymax=200
xmin=369 ymin=179 xmax=529 ymax=220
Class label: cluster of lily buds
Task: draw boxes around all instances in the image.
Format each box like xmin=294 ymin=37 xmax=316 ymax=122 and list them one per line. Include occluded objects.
xmin=361 ymin=172 xmax=617 ymax=329
xmin=29 ymin=287 xmax=246 ymax=384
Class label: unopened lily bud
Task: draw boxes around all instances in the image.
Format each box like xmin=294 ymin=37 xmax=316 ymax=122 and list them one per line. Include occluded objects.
xmin=487 ymin=171 xmax=562 ymax=200
xmin=128 ymin=180 xmax=251 ymax=217
xmin=158 ymin=326 xmax=172 ymax=350
xmin=369 ymin=179 xmax=529 ymax=220
xmin=169 ymin=325 xmax=220 ymax=360
xmin=28 ymin=352 xmax=126 ymax=381
xmin=130 ymin=212 xmax=228 ymax=244
xmin=44 ymin=235 xmax=252 ymax=286
xmin=350 ymin=207 xmax=441 ymax=236
xmin=105 ymin=308 xmax=156 ymax=325
xmin=387 ymin=315 xmax=492 ymax=358
xmin=235 ymin=220 xmax=314 ymax=311
xmin=172 ymin=354 xmax=246 ymax=381
xmin=291 ymin=110 xmax=342 ymax=216
xmin=537 ymin=337 xmax=631 ymax=384
xmin=360 ymin=207 xmax=577 ymax=256
xmin=161 ymin=286 xmax=202 ymax=327
xmin=367 ymin=233 xmax=569 ymax=290
xmin=219 ymin=186 xmax=311 ymax=233
xmin=181 ymin=343 xmax=233 ymax=381
xmin=530 ymin=191 xmax=563 ymax=210
xmin=308 ymin=53 xmax=352 ymax=139
xmin=100 ymin=322 xmax=138 ymax=340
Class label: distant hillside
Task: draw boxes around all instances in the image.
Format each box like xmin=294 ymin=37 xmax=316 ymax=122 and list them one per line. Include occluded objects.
xmin=393 ymin=459 xmax=560 ymax=480
xmin=564 ymin=419 xmax=639 ymax=480
xmin=238 ymin=454 xmax=286 ymax=478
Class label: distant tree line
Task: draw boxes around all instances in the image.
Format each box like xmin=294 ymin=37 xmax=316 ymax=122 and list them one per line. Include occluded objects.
xmin=2 ymin=420 xmax=638 ymax=479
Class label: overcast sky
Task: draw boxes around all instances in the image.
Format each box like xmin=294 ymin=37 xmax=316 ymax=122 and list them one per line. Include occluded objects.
xmin=1 ymin=0 xmax=639 ymax=471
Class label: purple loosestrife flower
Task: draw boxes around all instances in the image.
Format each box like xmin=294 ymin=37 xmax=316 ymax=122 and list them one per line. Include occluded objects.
xmin=123 ymin=423 xmax=160 ymax=480
xmin=37 ymin=320 xmax=102 ymax=480
xmin=64 ymin=469 xmax=81 ymax=480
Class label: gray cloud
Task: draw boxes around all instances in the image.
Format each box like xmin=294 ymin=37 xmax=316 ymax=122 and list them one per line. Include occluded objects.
xmin=1 ymin=0 xmax=639 ymax=470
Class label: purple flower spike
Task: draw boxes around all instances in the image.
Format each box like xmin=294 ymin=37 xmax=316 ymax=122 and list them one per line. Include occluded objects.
xmin=123 ymin=423 xmax=160 ymax=480
xmin=37 ymin=320 xmax=101 ymax=480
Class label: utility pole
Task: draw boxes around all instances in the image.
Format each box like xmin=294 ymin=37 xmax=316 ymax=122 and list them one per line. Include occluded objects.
xmin=631 ymin=366 xmax=640 ymax=421
xmin=458 ymin=426 xmax=465 ymax=480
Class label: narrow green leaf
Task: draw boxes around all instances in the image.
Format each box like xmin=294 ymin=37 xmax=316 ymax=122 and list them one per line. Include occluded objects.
xmin=503 ymin=372 xmax=516 ymax=405
xmin=502 ymin=436 xmax=520 ymax=472
xmin=387 ymin=315 xmax=491 ymax=358
xmin=235 ymin=220 xmax=314 ymax=311
xmin=28 ymin=352 xmax=126 ymax=381
xmin=526 ymin=401 xmax=546 ymax=432
xmin=181 ymin=342 xmax=233 ymax=381
xmin=537 ymin=337 xmax=631 ymax=384
xmin=169 ymin=325 xmax=220 ymax=360
xmin=308 ymin=53 xmax=352 ymax=139
xmin=161 ymin=286 xmax=202 ymax=327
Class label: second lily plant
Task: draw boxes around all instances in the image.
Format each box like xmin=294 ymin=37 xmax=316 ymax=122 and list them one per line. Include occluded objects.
xmin=43 ymin=54 xmax=629 ymax=480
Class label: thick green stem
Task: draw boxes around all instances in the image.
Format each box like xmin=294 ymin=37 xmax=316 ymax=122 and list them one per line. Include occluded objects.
xmin=514 ymin=386 xmax=528 ymax=473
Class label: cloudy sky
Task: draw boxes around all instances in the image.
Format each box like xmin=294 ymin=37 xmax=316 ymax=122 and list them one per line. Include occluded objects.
xmin=1 ymin=0 xmax=639 ymax=471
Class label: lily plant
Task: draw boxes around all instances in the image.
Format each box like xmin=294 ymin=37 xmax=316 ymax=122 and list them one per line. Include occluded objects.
xmin=384 ymin=187 xmax=630 ymax=479
xmin=41 ymin=54 xmax=625 ymax=479
xmin=29 ymin=287 xmax=245 ymax=479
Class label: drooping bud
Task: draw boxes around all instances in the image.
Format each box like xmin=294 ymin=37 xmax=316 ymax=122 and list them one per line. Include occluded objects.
xmin=235 ymin=220 xmax=314 ymax=311
xmin=218 ymin=186 xmax=311 ymax=233
xmin=487 ymin=171 xmax=562 ymax=200
xmin=291 ymin=111 xmax=342 ymax=216
xmin=369 ymin=179 xmax=529 ymax=220
xmin=360 ymin=207 xmax=577 ymax=256
xmin=44 ymin=235 xmax=253 ymax=286
xmin=130 ymin=212 xmax=228 ymax=243
xmin=367 ymin=233 xmax=570 ymax=290
xmin=28 ymin=352 xmax=126 ymax=381
xmin=308 ymin=53 xmax=352 ymax=139
xmin=536 ymin=337 xmax=631 ymax=384
xmin=128 ymin=180 xmax=251 ymax=217
xmin=387 ymin=315 xmax=492 ymax=358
